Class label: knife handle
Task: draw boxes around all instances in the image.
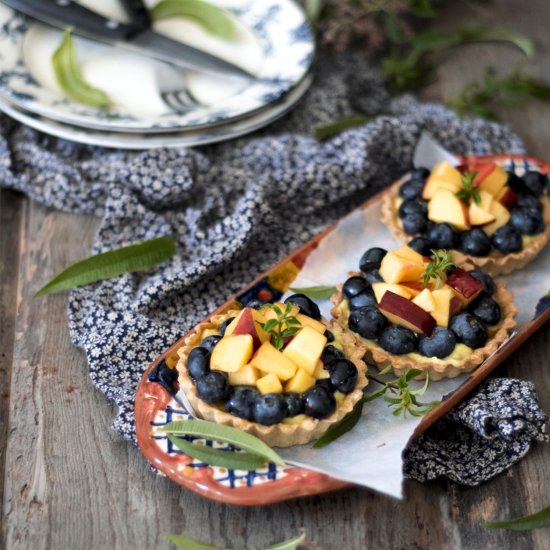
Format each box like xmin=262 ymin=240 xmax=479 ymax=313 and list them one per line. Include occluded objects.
xmin=4 ymin=0 xmax=144 ymax=41
xmin=120 ymin=0 xmax=151 ymax=28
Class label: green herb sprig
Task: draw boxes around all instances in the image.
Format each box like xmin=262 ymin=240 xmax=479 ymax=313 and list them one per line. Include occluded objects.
xmin=483 ymin=505 xmax=550 ymax=531
xmin=257 ymin=303 xmax=302 ymax=350
xmin=422 ymin=249 xmax=455 ymax=289
xmin=289 ymin=285 xmax=337 ymax=299
xmin=314 ymin=367 xmax=439 ymax=448
xmin=455 ymin=171 xmax=481 ymax=205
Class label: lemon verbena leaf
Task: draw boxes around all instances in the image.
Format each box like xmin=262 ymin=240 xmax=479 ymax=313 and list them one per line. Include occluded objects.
xmin=162 ymin=419 xmax=285 ymax=465
xmin=313 ymin=399 xmax=364 ymax=448
xmin=36 ymin=236 xmax=175 ymax=296
xmin=52 ymin=30 xmax=111 ymax=108
xmin=484 ymin=506 xmax=550 ymax=531
xmin=151 ymin=0 xmax=236 ymax=40
xmin=289 ymin=285 xmax=338 ymax=299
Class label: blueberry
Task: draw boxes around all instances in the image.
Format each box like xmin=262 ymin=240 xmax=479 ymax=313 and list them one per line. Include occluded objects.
xmin=535 ymin=295 xmax=550 ymax=317
xmin=196 ymin=371 xmax=230 ymax=404
xmin=329 ymin=359 xmax=358 ymax=394
xmin=199 ymin=335 xmax=222 ymax=353
xmin=517 ymin=193 xmax=542 ymax=213
xmin=411 ymin=167 xmax=430 ymax=180
xmin=402 ymin=213 xmax=428 ymax=235
xmin=348 ymin=288 xmax=377 ymax=311
xmin=148 ymin=360 xmax=179 ymax=395
xmin=398 ymin=198 xmax=428 ymax=218
xmin=522 ymin=171 xmax=547 ymax=196
xmin=245 ymin=298 xmax=267 ymax=310
xmin=378 ymin=325 xmax=417 ymax=355
xmin=187 ymin=347 xmax=211 ymax=381
xmin=492 ymin=225 xmax=523 ymax=253
xmin=254 ymin=394 xmax=288 ymax=425
xmin=427 ymin=223 xmax=459 ymax=249
xmin=343 ymin=276 xmax=369 ymax=299
xmin=363 ymin=267 xmax=384 ymax=285
xmin=506 ymin=172 xmax=527 ymax=194
xmin=468 ymin=269 xmax=495 ymax=295
xmin=303 ymin=386 xmax=336 ymax=419
xmin=225 ymin=386 xmax=260 ymax=420
xmin=282 ymin=392 xmax=305 ymax=417
xmin=408 ymin=235 xmax=434 ymax=256
xmin=470 ymin=295 xmax=501 ymax=325
xmin=449 ymin=313 xmax=488 ymax=348
xmin=418 ymin=327 xmax=456 ymax=359
xmin=285 ymin=294 xmax=321 ymax=321
xmin=510 ymin=208 xmax=544 ymax=235
xmin=324 ymin=329 xmax=335 ymax=343
xmin=348 ymin=306 xmax=388 ymax=339
xmin=219 ymin=317 xmax=235 ymax=336
xmin=459 ymin=228 xmax=492 ymax=257
xmin=359 ymin=247 xmax=387 ymax=272
xmin=321 ymin=345 xmax=345 ymax=366
xmin=315 ymin=378 xmax=334 ymax=391
xmin=399 ymin=178 xmax=425 ymax=200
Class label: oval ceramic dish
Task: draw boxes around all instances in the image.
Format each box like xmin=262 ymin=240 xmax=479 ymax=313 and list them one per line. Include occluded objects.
xmin=135 ymin=154 xmax=550 ymax=506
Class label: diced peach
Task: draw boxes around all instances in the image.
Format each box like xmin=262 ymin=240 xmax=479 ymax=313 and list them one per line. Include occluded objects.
xmin=296 ymin=313 xmax=326 ymax=334
xmin=282 ymin=326 xmax=327 ymax=375
xmin=428 ymin=189 xmax=470 ymax=231
xmin=225 ymin=308 xmax=270 ymax=350
xmin=469 ymin=201 xmax=495 ymax=226
xmin=445 ymin=269 xmax=484 ymax=310
xmin=250 ymin=342 xmax=297 ymax=381
xmin=481 ymin=200 xmax=511 ymax=236
xmin=477 ymin=164 xmax=508 ymax=197
xmin=431 ymin=287 xmax=454 ymax=327
xmin=400 ymin=281 xmax=425 ymax=297
xmin=412 ymin=288 xmax=436 ymax=313
xmin=257 ymin=373 xmax=283 ymax=394
xmin=394 ymin=245 xmax=425 ymax=266
xmin=285 ymin=368 xmax=316 ymax=393
xmin=378 ymin=291 xmax=436 ymax=335
xmin=210 ymin=335 xmax=254 ymax=373
xmin=228 ymin=363 xmax=260 ymax=386
xmin=379 ymin=252 xmax=425 ymax=284
xmin=496 ymin=187 xmax=519 ymax=210
xmin=472 ymin=163 xmax=498 ymax=186
xmin=313 ymin=359 xmax=330 ymax=380
xmin=422 ymin=162 xmax=463 ymax=199
xmin=373 ymin=282 xmax=413 ymax=303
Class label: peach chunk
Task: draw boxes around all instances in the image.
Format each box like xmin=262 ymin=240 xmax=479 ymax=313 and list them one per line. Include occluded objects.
xmin=285 ymin=368 xmax=316 ymax=393
xmin=372 ymin=282 xmax=413 ymax=303
xmin=225 ymin=308 xmax=270 ymax=350
xmin=257 ymin=373 xmax=283 ymax=394
xmin=428 ymin=189 xmax=470 ymax=231
xmin=296 ymin=313 xmax=326 ymax=334
xmin=379 ymin=251 xmax=425 ymax=284
xmin=210 ymin=334 xmax=254 ymax=373
xmin=481 ymin=200 xmax=511 ymax=236
xmin=250 ymin=342 xmax=297 ymax=381
xmin=378 ymin=291 xmax=436 ymax=336
xmin=422 ymin=162 xmax=463 ymax=199
xmin=431 ymin=287 xmax=454 ymax=327
xmin=412 ymin=288 xmax=436 ymax=313
xmin=477 ymin=164 xmax=508 ymax=197
xmin=228 ymin=363 xmax=260 ymax=386
xmin=282 ymin=326 xmax=327 ymax=375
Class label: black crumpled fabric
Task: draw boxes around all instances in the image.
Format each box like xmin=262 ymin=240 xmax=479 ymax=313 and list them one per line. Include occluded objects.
xmin=0 ymin=53 xmax=546 ymax=486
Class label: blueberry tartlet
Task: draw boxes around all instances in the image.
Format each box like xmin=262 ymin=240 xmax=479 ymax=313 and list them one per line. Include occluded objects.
xmin=176 ymin=295 xmax=368 ymax=447
xmin=381 ymin=162 xmax=550 ymax=276
xmin=331 ymin=245 xmax=517 ymax=380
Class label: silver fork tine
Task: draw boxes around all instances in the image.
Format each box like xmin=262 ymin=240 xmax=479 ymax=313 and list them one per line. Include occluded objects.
xmin=160 ymin=89 xmax=201 ymax=113
xmin=156 ymin=63 xmax=203 ymax=113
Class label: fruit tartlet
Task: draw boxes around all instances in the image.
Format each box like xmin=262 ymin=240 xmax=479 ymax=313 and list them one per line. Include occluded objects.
xmin=176 ymin=294 xmax=368 ymax=447
xmin=381 ymin=162 xmax=550 ymax=275
xmin=331 ymin=245 xmax=517 ymax=380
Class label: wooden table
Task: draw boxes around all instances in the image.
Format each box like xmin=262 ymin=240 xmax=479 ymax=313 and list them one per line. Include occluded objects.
xmin=2 ymin=1 xmax=550 ymax=548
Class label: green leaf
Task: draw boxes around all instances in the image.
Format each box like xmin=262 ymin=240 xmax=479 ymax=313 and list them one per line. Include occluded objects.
xmin=36 ymin=236 xmax=175 ymax=296
xmin=409 ymin=374 xmax=430 ymax=396
xmin=289 ymin=285 xmax=338 ymax=299
xmin=304 ymin=0 xmax=321 ymax=24
xmin=263 ymin=319 xmax=278 ymax=333
xmin=164 ymin=531 xmax=307 ymax=550
xmin=363 ymin=387 xmax=388 ymax=402
xmin=167 ymin=435 xmax=267 ymax=470
xmin=484 ymin=505 xmax=550 ymax=531
xmin=313 ymin=399 xmax=364 ymax=448
xmin=151 ymin=0 xmax=236 ymax=40
xmin=162 ymin=419 xmax=285 ymax=465
xmin=404 ymin=368 xmax=424 ymax=382
xmin=52 ymin=30 xmax=111 ymax=108
xmin=313 ymin=115 xmax=374 ymax=141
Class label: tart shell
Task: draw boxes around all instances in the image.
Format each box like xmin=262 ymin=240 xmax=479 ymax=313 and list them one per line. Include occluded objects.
xmin=331 ymin=282 xmax=517 ymax=381
xmin=381 ymin=178 xmax=550 ymax=276
xmin=176 ymin=310 xmax=369 ymax=448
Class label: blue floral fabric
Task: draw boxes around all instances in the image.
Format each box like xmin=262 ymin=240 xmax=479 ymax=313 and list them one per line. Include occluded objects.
xmin=0 ymin=54 xmax=546 ymax=486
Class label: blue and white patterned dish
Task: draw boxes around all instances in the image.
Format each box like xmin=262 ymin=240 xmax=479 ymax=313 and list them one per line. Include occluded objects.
xmin=0 ymin=0 xmax=314 ymax=133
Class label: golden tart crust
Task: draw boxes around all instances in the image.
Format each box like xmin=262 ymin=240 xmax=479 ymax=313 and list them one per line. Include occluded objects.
xmin=176 ymin=310 xmax=369 ymax=448
xmin=381 ymin=178 xmax=550 ymax=277
xmin=331 ymin=282 xmax=517 ymax=381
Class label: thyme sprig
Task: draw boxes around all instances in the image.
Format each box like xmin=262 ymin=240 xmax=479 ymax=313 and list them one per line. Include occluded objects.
xmin=455 ymin=171 xmax=481 ymax=205
xmin=257 ymin=303 xmax=302 ymax=350
xmin=422 ymin=249 xmax=455 ymax=289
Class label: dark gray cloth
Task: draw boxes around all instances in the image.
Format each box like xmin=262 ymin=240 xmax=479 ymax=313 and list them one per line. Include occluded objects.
xmin=1 ymin=55 xmax=546 ymax=485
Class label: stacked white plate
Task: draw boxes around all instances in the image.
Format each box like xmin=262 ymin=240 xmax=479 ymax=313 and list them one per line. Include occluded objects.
xmin=0 ymin=0 xmax=315 ymax=149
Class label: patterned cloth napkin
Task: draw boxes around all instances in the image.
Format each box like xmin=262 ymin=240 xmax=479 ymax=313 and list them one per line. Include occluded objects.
xmin=0 ymin=53 xmax=547 ymax=485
